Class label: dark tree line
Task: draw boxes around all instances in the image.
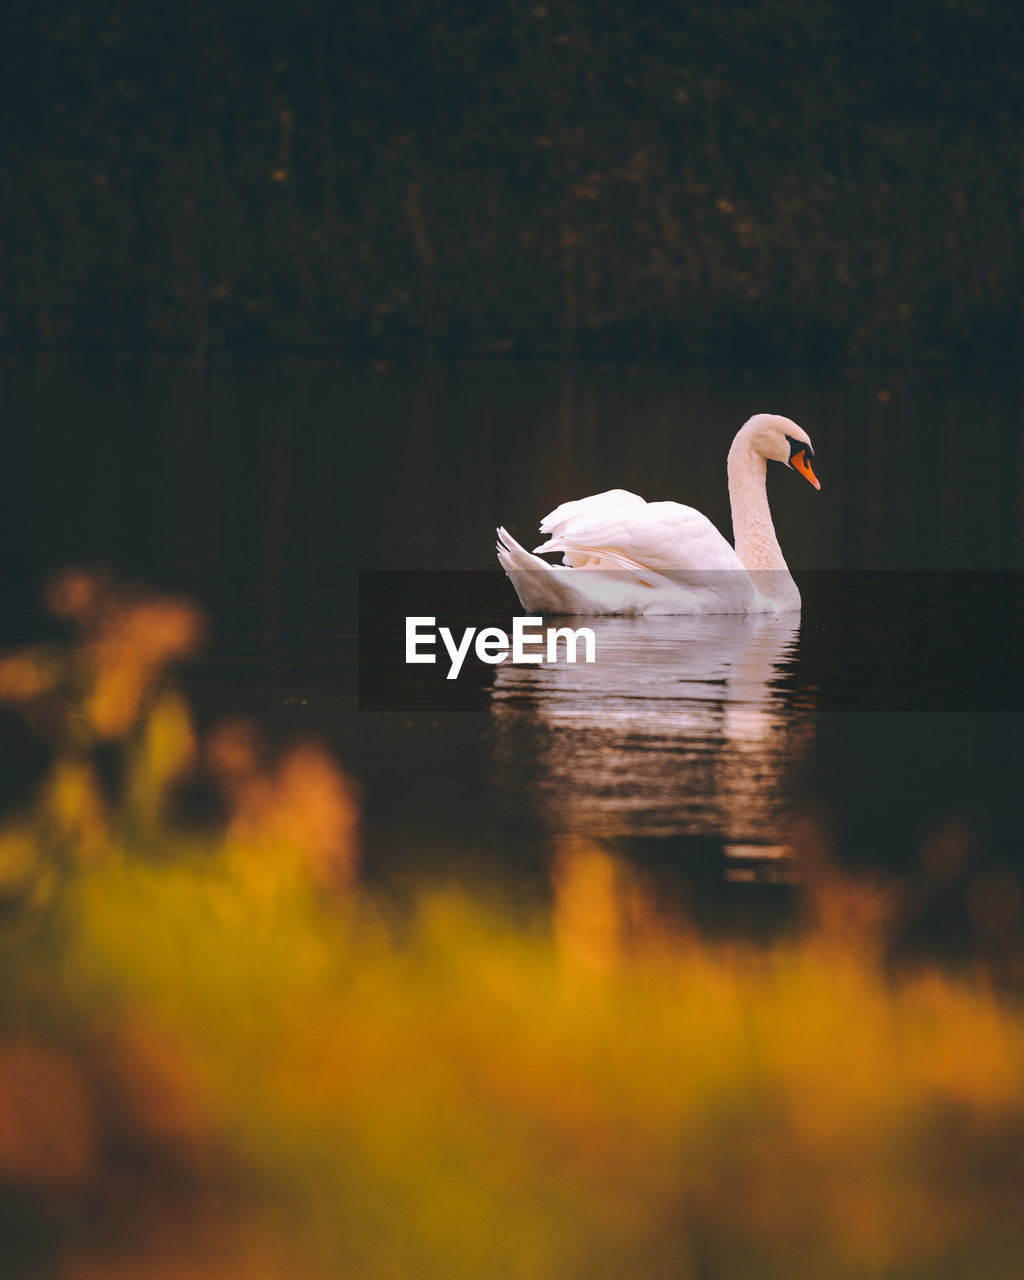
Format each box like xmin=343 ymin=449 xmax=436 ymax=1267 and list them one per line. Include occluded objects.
xmin=2 ymin=0 xmax=1023 ymax=361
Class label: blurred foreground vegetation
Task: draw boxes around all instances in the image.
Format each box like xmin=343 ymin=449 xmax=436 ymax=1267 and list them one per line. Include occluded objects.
xmin=3 ymin=1 xmax=1023 ymax=363
xmin=2 ymin=573 xmax=1024 ymax=1278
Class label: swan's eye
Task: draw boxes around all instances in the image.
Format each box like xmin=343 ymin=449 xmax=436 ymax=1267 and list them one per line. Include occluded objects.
xmin=786 ymin=435 xmax=814 ymax=462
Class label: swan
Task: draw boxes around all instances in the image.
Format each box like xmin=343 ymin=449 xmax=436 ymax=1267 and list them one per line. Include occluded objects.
xmin=496 ymin=412 xmax=819 ymax=615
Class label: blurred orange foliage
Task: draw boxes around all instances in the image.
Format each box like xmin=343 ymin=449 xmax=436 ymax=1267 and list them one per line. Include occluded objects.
xmin=0 ymin=1044 xmax=95 ymax=1186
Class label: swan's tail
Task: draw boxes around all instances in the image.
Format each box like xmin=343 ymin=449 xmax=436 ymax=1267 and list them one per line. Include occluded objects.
xmin=496 ymin=527 xmax=575 ymax=614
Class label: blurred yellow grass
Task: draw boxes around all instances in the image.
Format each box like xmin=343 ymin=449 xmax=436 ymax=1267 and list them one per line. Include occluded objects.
xmin=38 ymin=851 xmax=1024 ymax=1280
xmin=1 ymin=572 xmax=1023 ymax=1280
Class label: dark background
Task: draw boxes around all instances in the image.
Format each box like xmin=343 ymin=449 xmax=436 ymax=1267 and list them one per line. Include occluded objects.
xmin=0 ymin=6 xmax=1021 ymax=909
xmin=3 ymin=0 xmax=1023 ymax=363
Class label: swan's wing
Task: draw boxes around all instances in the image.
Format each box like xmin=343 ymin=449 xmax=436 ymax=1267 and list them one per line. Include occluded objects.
xmin=537 ymin=489 xmax=647 ymax=541
xmin=619 ymin=502 xmax=746 ymax=574
xmin=536 ymin=497 xmax=744 ymax=575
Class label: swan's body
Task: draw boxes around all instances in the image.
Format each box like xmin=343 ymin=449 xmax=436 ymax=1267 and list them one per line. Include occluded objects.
xmin=496 ymin=413 xmax=819 ymax=615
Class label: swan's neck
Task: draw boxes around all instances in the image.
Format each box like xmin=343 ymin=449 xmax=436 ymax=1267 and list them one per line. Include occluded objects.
xmin=727 ymin=441 xmax=799 ymax=607
xmin=728 ymin=443 xmax=786 ymax=571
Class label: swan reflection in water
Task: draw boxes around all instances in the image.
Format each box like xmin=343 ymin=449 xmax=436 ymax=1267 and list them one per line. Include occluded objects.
xmin=491 ymin=614 xmax=813 ymax=874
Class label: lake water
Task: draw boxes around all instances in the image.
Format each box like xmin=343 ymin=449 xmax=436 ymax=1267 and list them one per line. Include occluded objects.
xmin=1 ymin=361 xmax=1021 ymax=935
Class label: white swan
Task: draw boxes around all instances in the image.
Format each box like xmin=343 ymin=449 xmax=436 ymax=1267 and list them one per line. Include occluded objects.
xmin=496 ymin=413 xmax=819 ymax=615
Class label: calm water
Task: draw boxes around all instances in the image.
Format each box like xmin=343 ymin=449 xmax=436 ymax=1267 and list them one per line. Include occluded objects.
xmin=1 ymin=362 xmax=1021 ymax=923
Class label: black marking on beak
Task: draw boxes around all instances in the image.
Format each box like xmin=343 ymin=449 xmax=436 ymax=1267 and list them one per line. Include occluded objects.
xmin=786 ymin=435 xmax=814 ymax=463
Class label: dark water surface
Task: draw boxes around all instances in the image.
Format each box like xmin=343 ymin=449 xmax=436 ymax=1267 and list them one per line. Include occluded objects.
xmin=2 ymin=362 xmax=1021 ymax=923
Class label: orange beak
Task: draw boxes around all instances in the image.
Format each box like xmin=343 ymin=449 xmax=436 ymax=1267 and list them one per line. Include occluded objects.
xmin=791 ymin=449 xmax=820 ymax=490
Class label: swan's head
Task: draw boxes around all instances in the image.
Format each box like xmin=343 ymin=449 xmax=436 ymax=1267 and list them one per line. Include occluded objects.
xmin=735 ymin=413 xmax=820 ymax=490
